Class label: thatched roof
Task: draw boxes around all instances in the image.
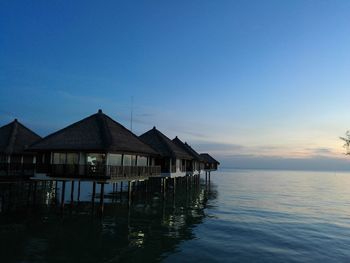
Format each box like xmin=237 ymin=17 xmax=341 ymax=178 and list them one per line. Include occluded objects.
xmin=0 ymin=119 xmax=41 ymax=155
xmin=172 ymin=136 xmax=202 ymax=161
xmin=139 ymin=127 xmax=193 ymax=159
xmin=200 ymin=153 xmax=220 ymax=165
xmin=29 ymin=110 xmax=158 ymax=155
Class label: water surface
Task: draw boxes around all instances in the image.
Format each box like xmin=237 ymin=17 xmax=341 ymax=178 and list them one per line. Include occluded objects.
xmin=1 ymin=169 xmax=350 ymax=262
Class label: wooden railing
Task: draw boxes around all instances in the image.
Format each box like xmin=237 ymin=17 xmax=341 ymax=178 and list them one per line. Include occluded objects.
xmin=49 ymin=164 xmax=161 ymax=179
xmin=0 ymin=163 xmax=35 ymax=176
xmin=170 ymin=165 xmax=193 ymax=173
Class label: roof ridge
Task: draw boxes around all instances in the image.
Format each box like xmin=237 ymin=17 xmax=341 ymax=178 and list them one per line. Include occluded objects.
xmin=173 ymin=137 xmax=199 ymax=160
xmin=16 ymin=120 xmax=42 ymax=140
xmin=102 ymin=114 xmax=158 ymax=155
xmin=153 ymin=129 xmax=176 ymax=157
xmin=97 ymin=112 xmax=113 ymax=149
xmin=5 ymin=120 xmax=18 ymax=153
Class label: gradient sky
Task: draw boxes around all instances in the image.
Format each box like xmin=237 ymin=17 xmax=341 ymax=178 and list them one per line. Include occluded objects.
xmin=1 ymin=1 xmax=350 ymax=170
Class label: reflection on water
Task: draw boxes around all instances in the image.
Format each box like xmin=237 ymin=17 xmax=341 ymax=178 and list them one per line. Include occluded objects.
xmin=4 ymin=170 xmax=350 ymax=262
xmin=0 ymin=179 xmax=217 ymax=262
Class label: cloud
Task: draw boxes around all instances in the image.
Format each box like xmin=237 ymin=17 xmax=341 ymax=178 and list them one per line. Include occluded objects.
xmin=219 ymin=154 xmax=350 ymax=171
xmin=190 ymin=141 xmax=244 ymax=152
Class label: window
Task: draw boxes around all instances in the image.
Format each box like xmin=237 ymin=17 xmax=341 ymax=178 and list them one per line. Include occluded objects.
xmin=123 ymin=155 xmax=132 ymax=166
xmin=53 ymin=153 xmax=66 ymax=164
xmin=137 ymin=156 xmax=148 ymax=166
xmin=108 ymin=154 xmax=122 ymax=166
xmin=87 ymin=153 xmax=106 ymax=166
xmin=123 ymin=155 xmax=137 ymax=166
xmin=66 ymin=153 xmax=79 ymax=164
xmin=131 ymin=155 xmax=137 ymax=166
xmin=176 ymin=159 xmax=181 ymax=169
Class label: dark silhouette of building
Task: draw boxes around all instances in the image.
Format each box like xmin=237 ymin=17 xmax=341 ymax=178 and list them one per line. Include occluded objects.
xmin=29 ymin=110 xmax=160 ymax=179
xmin=139 ymin=127 xmax=192 ymax=176
xmin=0 ymin=119 xmax=41 ymax=177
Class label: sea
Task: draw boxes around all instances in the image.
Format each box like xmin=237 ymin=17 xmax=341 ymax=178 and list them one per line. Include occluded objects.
xmin=1 ymin=169 xmax=350 ymax=262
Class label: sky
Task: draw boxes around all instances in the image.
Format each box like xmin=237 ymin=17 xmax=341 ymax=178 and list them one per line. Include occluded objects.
xmin=1 ymin=0 xmax=350 ymax=170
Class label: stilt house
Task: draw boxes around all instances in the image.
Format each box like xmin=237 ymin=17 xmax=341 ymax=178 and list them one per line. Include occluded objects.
xmin=139 ymin=127 xmax=193 ymax=177
xmin=200 ymin=153 xmax=220 ymax=171
xmin=0 ymin=119 xmax=41 ymax=177
xmin=172 ymin=136 xmax=202 ymax=175
xmin=29 ymin=110 xmax=160 ymax=179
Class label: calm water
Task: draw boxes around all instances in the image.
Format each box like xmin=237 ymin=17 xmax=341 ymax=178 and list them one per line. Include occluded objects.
xmin=1 ymin=169 xmax=350 ymax=262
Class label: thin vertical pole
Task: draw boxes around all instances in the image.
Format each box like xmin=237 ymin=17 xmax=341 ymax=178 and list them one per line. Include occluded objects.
xmin=70 ymin=180 xmax=75 ymax=204
xmin=33 ymin=181 xmax=38 ymax=205
xmin=120 ymin=181 xmax=123 ymax=201
xmin=128 ymin=181 xmax=133 ymax=207
xmin=61 ymin=181 xmax=66 ymax=209
xmin=77 ymin=181 xmax=81 ymax=202
xmin=92 ymin=182 xmax=96 ymax=205
xmin=100 ymin=183 xmax=105 ymax=215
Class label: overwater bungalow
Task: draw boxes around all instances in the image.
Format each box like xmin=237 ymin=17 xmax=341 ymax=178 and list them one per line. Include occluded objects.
xmin=28 ymin=110 xmax=160 ymax=180
xmin=139 ymin=127 xmax=193 ymax=177
xmin=172 ymin=136 xmax=202 ymax=175
xmin=200 ymin=153 xmax=220 ymax=171
xmin=0 ymin=119 xmax=41 ymax=178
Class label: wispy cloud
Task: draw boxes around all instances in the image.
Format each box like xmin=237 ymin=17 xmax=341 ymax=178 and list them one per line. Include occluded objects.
xmin=187 ymin=139 xmax=344 ymax=160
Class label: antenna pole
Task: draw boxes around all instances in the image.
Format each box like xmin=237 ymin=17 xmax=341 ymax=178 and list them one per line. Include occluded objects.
xmin=130 ymin=96 xmax=134 ymax=132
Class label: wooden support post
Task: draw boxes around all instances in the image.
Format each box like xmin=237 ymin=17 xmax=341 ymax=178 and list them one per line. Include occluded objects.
xmin=92 ymin=182 xmax=96 ymax=205
xmin=173 ymin=177 xmax=176 ymax=195
xmin=61 ymin=181 xmax=66 ymax=209
xmin=120 ymin=181 xmax=123 ymax=201
xmin=160 ymin=178 xmax=163 ymax=193
xmin=114 ymin=183 xmax=118 ymax=202
xmin=128 ymin=181 xmax=133 ymax=206
xmin=33 ymin=181 xmax=38 ymax=204
xmin=162 ymin=178 xmax=165 ymax=199
xmin=77 ymin=181 xmax=81 ymax=202
xmin=100 ymin=183 xmax=105 ymax=214
xmin=70 ymin=180 xmax=75 ymax=204
xmin=27 ymin=182 xmax=32 ymax=206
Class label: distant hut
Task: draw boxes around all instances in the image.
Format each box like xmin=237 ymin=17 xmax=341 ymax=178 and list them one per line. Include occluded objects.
xmin=0 ymin=119 xmax=41 ymax=177
xmin=28 ymin=110 xmax=160 ymax=179
xmin=172 ymin=136 xmax=202 ymax=175
xmin=139 ymin=127 xmax=193 ymax=177
xmin=200 ymin=153 xmax=220 ymax=171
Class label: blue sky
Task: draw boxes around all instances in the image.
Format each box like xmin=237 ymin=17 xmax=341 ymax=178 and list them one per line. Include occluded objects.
xmin=1 ymin=1 xmax=350 ymax=170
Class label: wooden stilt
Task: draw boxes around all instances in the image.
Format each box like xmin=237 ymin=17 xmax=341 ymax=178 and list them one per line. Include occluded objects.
xmin=70 ymin=180 xmax=75 ymax=204
xmin=61 ymin=181 xmax=66 ymax=209
xmin=33 ymin=181 xmax=37 ymax=205
xmin=100 ymin=183 xmax=105 ymax=214
xmin=120 ymin=181 xmax=123 ymax=201
xmin=128 ymin=181 xmax=133 ymax=206
xmin=92 ymin=182 xmax=96 ymax=205
xmin=77 ymin=181 xmax=81 ymax=202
